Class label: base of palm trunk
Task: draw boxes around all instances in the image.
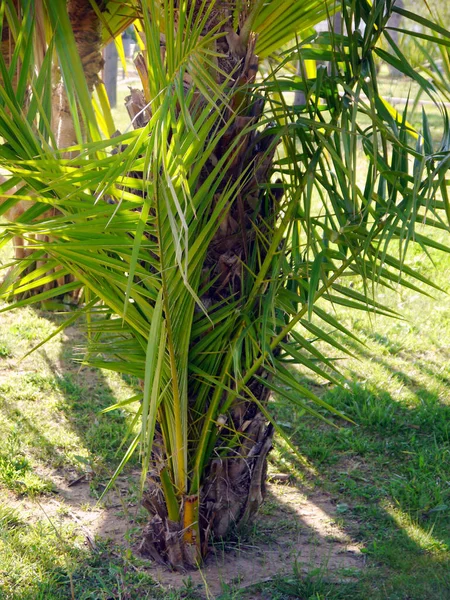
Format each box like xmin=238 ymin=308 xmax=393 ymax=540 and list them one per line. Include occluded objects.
xmin=139 ymin=418 xmax=274 ymax=570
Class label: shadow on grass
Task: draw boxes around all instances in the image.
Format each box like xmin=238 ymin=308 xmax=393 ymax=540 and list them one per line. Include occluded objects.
xmin=0 ymin=308 xmax=140 ymax=483
xmin=266 ymin=327 xmax=450 ymax=599
xmin=45 ymin=310 xmax=140 ymax=472
xmin=2 ymin=307 xmax=450 ymax=599
xmin=0 ymin=307 xmax=155 ymax=599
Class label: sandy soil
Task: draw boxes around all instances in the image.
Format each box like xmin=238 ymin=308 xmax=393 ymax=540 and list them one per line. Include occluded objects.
xmin=7 ymin=469 xmax=365 ymax=599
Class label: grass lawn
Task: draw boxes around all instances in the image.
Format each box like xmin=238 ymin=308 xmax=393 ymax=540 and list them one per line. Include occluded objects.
xmin=266 ymin=235 xmax=450 ymax=599
xmin=1 ymin=73 xmax=450 ymax=598
xmin=0 ymin=231 xmax=450 ymax=599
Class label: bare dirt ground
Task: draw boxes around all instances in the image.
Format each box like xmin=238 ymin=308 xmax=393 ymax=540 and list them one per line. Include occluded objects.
xmin=7 ymin=469 xmax=365 ymax=599
xmin=148 ymin=485 xmax=364 ymax=598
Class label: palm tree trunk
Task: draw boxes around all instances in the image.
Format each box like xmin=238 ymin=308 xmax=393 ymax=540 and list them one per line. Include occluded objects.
xmin=138 ymin=2 xmax=277 ymax=569
xmin=2 ymin=1 xmax=104 ymax=291
xmin=51 ymin=0 xmax=103 ymax=149
xmin=1 ymin=16 xmax=17 ymax=88
xmin=40 ymin=0 xmax=104 ymax=288
xmin=0 ymin=7 xmax=32 ymax=266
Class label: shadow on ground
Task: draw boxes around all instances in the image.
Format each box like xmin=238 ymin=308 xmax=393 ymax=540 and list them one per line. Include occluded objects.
xmin=2 ymin=308 xmax=450 ymax=599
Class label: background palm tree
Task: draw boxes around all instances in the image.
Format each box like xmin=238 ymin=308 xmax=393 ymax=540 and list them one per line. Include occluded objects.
xmin=0 ymin=0 xmax=449 ymax=569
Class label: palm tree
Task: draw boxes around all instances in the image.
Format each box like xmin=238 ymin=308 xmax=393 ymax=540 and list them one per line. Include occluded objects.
xmin=0 ymin=0 xmax=449 ymax=569
xmin=0 ymin=0 xmax=105 ymax=283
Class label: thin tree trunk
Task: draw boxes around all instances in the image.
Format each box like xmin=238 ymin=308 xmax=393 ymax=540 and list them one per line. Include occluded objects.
xmin=104 ymin=42 xmax=118 ymax=108
xmin=388 ymin=0 xmax=403 ymax=77
xmin=294 ymin=62 xmax=306 ymax=107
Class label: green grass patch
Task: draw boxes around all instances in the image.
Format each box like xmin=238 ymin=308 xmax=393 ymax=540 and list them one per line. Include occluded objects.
xmin=266 ymin=235 xmax=450 ymax=599
xmin=0 ymin=504 xmax=159 ymax=600
xmin=0 ymin=307 xmax=140 ymax=498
